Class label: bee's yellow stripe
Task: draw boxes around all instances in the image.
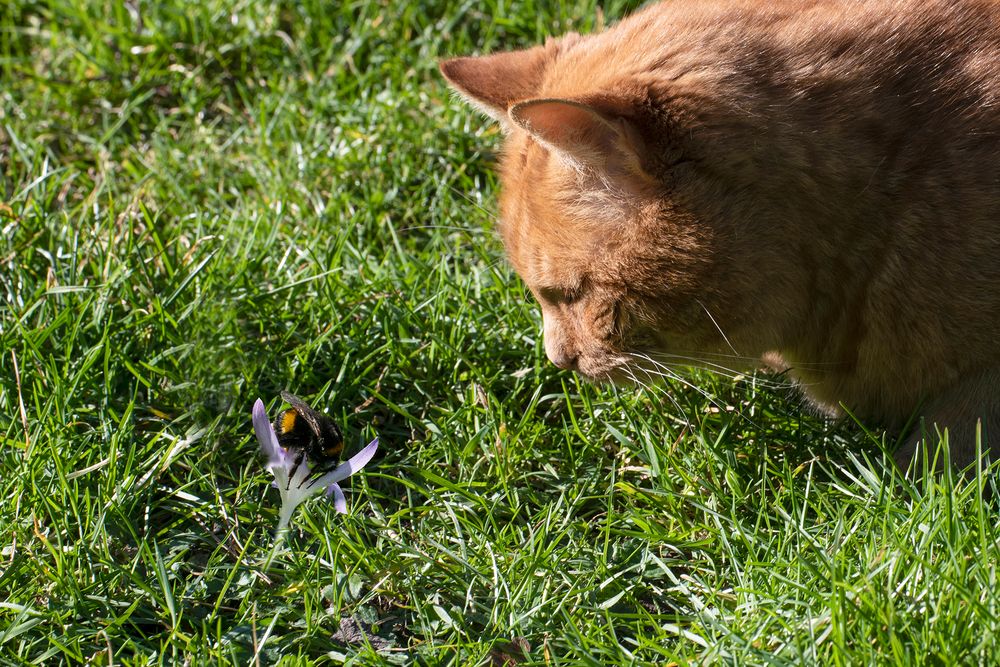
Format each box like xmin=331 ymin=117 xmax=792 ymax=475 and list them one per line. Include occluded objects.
xmin=281 ymin=410 xmax=297 ymax=432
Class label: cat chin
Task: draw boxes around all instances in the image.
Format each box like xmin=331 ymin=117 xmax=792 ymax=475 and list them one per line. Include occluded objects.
xmin=598 ymin=369 xmax=642 ymax=387
xmin=573 ymin=356 xmax=636 ymax=385
xmin=575 ymin=370 xmax=627 ymax=386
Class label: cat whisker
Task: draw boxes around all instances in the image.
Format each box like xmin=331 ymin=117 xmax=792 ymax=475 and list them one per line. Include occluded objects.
xmin=448 ymin=185 xmax=495 ymax=218
xmin=696 ymin=299 xmax=740 ymax=357
xmin=621 ymin=364 xmax=691 ymax=423
xmin=640 ymin=351 xmax=755 ymax=378
xmin=635 ymin=351 xmax=801 ymax=390
xmin=625 ymin=352 xmax=767 ymax=431
xmin=399 ymin=224 xmax=482 ymax=233
xmin=634 ymin=345 xmax=840 ymax=378
xmin=628 ymin=353 xmax=734 ymax=413
xmin=657 ymin=348 xmax=848 ymax=372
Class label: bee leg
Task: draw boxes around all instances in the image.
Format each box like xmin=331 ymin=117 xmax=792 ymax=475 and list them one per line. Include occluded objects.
xmin=287 ymin=449 xmax=306 ymax=490
xmin=304 ymin=461 xmax=337 ymax=489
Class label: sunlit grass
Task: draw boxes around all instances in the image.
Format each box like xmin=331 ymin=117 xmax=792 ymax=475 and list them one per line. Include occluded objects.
xmin=4 ymin=1 xmax=1000 ymax=664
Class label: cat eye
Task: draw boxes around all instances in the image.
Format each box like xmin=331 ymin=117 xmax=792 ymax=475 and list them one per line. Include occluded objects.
xmin=537 ymin=286 xmax=578 ymax=306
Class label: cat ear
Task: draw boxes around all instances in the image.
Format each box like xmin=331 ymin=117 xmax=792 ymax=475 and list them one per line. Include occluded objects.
xmin=509 ymin=98 xmax=645 ymax=173
xmin=439 ymin=45 xmax=553 ymax=124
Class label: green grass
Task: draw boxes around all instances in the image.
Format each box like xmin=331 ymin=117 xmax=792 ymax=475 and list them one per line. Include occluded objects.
xmin=3 ymin=1 xmax=1000 ymax=664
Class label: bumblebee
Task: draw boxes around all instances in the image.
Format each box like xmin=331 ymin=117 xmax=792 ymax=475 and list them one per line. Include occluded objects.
xmin=272 ymin=391 xmax=344 ymax=473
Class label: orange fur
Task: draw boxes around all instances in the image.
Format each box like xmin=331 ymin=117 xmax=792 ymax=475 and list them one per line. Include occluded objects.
xmin=441 ymin=0 xmax=1000 ymax=473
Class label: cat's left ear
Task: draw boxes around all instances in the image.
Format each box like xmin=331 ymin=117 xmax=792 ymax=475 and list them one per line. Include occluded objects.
xmin=509 ymin=98 xmax=647 ymax=174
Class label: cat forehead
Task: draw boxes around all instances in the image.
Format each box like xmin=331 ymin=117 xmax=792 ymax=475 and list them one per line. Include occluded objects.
xmin=497 ymin=131 xmax=636 ymax=279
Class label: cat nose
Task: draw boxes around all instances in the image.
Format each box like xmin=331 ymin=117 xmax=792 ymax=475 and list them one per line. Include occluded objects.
xmin=546 ymin=346 xmax=579 ymax=371
xmin=542 ymin=316 xmax=578 ymax=370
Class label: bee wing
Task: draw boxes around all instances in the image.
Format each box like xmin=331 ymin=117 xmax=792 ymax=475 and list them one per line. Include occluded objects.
xmin=280 ymin=392 xmax=324 ymax=437
xmin=280 ymin=392 xmax=343 ymax=453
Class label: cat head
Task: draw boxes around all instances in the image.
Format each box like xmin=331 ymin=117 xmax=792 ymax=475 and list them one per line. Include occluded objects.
xmin=441 ymin=30 xmax=794 ymax=381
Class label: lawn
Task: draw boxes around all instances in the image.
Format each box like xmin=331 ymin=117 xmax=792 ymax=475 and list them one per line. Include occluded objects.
xmin=3 ymin=1 xmax=1000 ymax=664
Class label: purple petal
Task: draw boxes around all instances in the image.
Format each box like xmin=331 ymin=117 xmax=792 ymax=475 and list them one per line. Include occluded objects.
xmin=324 ymin=438 xmax=379 ymax=485
xmin=253 ymin=398 xmax=284 ymax=466
xmin=330 ymin=483 xmax=347 ymax=514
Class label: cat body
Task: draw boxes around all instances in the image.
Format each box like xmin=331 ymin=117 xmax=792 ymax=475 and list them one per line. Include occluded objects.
xmin=442 ymin=0 xmax=1000 ymax=470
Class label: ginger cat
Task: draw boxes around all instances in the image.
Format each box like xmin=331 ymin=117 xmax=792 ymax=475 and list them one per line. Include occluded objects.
xmin=441 ymin=0 xmax=1000 ymax=473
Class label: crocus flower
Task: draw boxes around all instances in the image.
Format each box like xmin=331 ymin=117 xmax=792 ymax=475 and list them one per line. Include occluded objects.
xmin=253 ymin=398 xmax=378 ymax=533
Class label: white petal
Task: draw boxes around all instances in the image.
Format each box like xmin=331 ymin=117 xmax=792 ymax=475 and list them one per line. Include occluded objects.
xmin=279 ymin=463 xmax=323 ymax=520
xmin=269 ymin=464 xmax=289 ymax=490
xmin=289 ymin=456 xmax=313 ymax=490
xmin=275 ymin=496 xmax=300 ymax=534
